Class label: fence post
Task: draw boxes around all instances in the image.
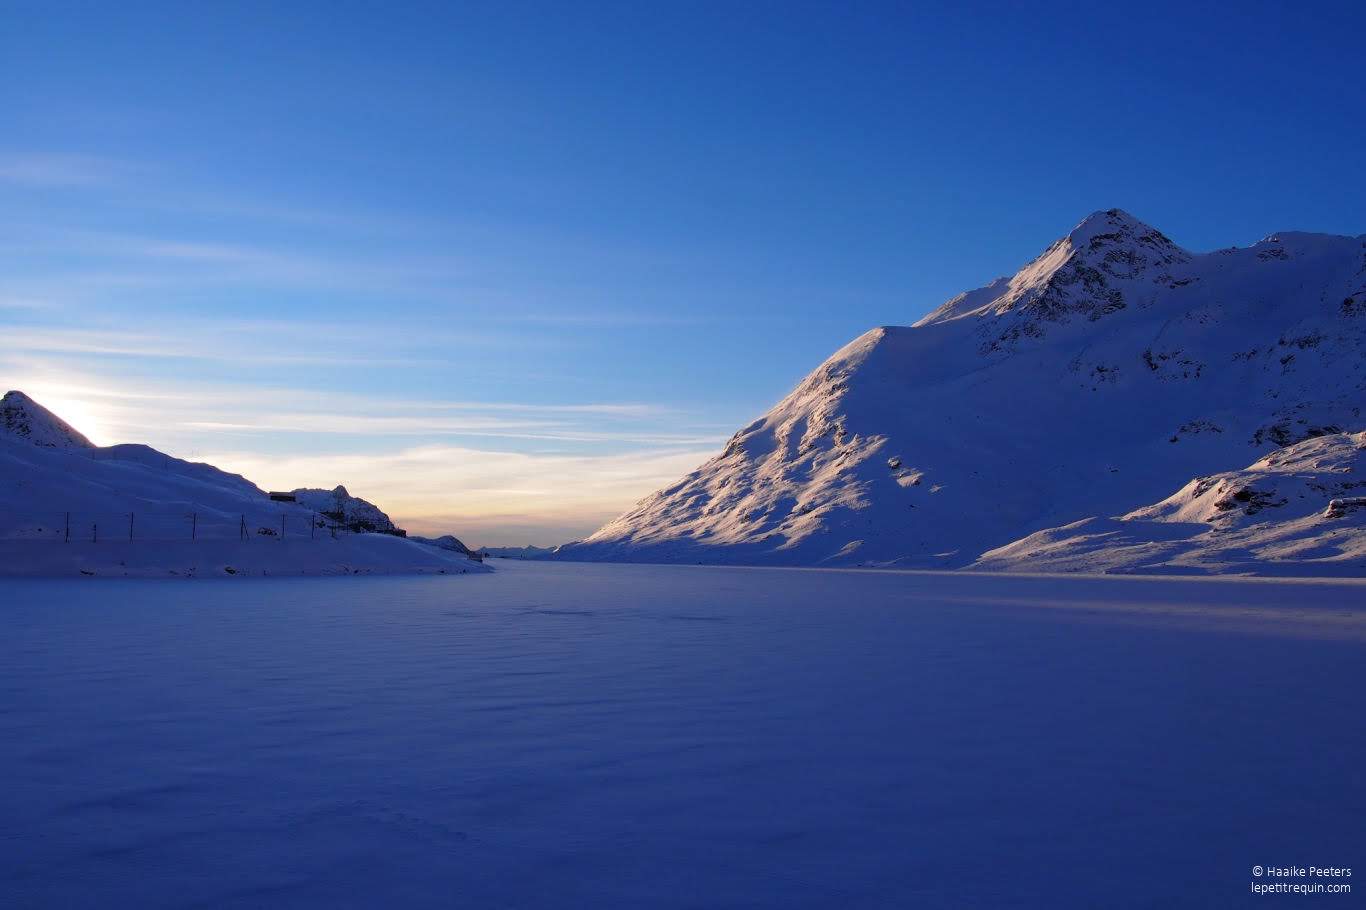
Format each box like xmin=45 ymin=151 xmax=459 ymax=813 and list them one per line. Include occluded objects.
xmin=65 ymin=512 xmax=70 ymax=543
xmin=92 ymin=523 xmax=97 ymax=544
xmin=192 ymin=512 xmax=198 ymax=540
xmin=129 ymin=512 xmax=134 ymax=541
xmin=281 ymin=513 xmax=285 ymax=540
xmin=240 ymin=514 xmax=246 ymax=541
xmin=311 ymin=511 xmax=316 ymax=540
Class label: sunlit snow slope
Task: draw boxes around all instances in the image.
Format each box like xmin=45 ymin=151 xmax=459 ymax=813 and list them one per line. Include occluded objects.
xmin=559 ymin=210 xmax=1366 ymax=569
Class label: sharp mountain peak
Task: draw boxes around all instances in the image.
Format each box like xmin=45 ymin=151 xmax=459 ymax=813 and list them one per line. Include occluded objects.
xmin=1 ymin=390 xmax=95 ymax=450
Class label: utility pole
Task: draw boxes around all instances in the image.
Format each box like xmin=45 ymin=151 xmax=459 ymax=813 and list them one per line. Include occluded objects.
xmin=129 ymin=512 xmax=134 ymax=540
xmin=64 ymin=511 xmax=69 ymax=543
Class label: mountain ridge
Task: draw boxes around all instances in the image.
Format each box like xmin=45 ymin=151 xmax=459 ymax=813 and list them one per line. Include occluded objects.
xmin=557 ymin=210 xmax=1366 ymax=573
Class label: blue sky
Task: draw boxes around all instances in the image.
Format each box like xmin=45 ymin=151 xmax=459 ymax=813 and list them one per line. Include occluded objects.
xmin=4 ymin=0 xmax=1365 ymax=544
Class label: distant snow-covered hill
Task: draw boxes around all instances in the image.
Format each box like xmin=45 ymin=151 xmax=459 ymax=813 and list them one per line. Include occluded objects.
xmin=558 ymin=210 xmax=1366 ymax=571
xmin=0 ymin=390 xmax=487 ymax=577
xmin=410 ymin=534 xmax=481 ymax=559
xmin=476 ymin=545 xmax=556 ymax=560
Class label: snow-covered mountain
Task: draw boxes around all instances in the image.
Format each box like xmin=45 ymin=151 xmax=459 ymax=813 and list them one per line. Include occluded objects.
xmin=558 ymin=210 xmax=1366 ymax=570
xmin=1 ymin=390 xmax=94 ymax=449
xmin=972 ymin=431 xmax=1366 ymax=576
xmin=0 ymin=391 xmax=487 ymax=577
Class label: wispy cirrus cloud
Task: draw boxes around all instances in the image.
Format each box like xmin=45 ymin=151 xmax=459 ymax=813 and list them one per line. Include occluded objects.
xmin=505 ymin=309 xmax=707 ymax=328
xmin=0 ymin=151 xmax=727 ymax=342
xmin=0 ymin=153 xmax=128 ymax=187
xmin=165 ymin=407 xmax=720 ymax=447
xmin=0 ymin=308 xmax=571 ymax=370
xmin=2 ymin=223 xmax=477 ymax=298
xmin=0 ymin=327 xmax=448 ymax=367
xmin=0 ymin=360 xmax=729 ymax=452
xmin=0 ymin=296 xmax=56 ymax=311
xmin=0 ymin=150 xmax=414 ymax=236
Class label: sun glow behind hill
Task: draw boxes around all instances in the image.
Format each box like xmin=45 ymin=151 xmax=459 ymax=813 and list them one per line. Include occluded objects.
xmin=0 ymin=370 xmax=723 ymax=546
xmin=11 ymin=390 xmax=110 ymax=448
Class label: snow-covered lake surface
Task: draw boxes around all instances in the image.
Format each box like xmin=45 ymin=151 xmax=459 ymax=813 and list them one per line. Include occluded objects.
xmin=3 ymin=562 xmax=1364 ymax=908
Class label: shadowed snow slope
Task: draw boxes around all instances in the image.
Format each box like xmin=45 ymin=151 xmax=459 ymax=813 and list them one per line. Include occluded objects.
xmin=0 ymin=392 xmax=487 ymax=577
xmin=971 ymin=431 xmax=1366 ymax=576
xmin=558 ymin=210 xmax=1366 ymax=569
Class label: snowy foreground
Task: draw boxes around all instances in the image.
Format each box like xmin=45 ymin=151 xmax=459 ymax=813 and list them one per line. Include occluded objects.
xmin=3 ymin=562 xmax=1363 ymax=909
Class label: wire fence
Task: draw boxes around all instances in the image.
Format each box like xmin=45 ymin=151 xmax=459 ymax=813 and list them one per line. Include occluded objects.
xmin=1 ymin=510 xmax=406 ymax=543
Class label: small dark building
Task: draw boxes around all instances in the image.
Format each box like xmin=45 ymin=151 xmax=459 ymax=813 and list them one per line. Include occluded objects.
xmin=268 ymin=492 xmax=297 ymax=502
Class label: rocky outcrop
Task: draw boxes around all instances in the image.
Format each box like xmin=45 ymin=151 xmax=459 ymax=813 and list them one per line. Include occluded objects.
xmin=1 ymin=390 xmax=94 ymax=449
xmin=290 ymin=485 xmax=399 ymax=534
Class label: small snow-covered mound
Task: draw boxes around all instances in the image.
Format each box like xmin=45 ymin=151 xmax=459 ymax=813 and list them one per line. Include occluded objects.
xmin=971 ymin=432 xmax=1366 ymax=576
xmin=1 ymin=390 xmax=93 ymax=449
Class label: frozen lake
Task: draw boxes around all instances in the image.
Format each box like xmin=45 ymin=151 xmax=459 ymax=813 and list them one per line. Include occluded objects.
xmin=2 ymin=562 xmax=1364 ymax=908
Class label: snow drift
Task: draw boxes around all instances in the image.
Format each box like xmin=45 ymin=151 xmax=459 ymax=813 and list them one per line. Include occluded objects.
xmin=558 ymin=210 xmax=1366 ymax=572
